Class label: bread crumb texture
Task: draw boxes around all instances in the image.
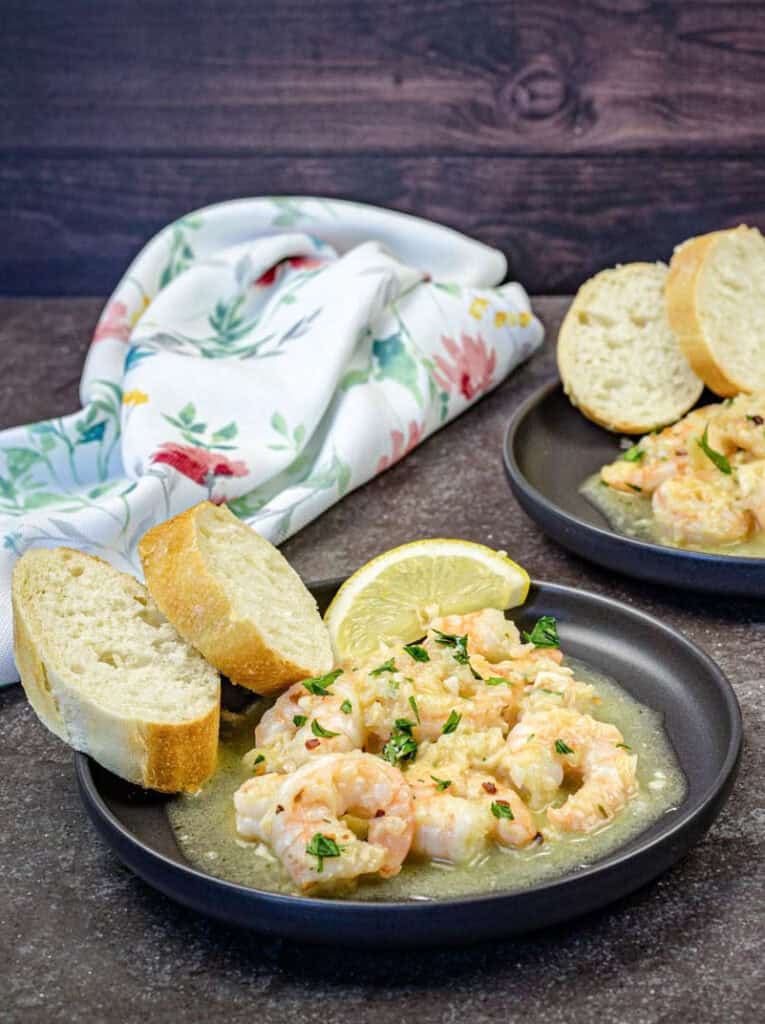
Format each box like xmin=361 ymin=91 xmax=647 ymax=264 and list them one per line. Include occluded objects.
xmin=12 ymin=547 xmax=220 ymax=791
xmin=557 ymin=262 xmax=703 ymax=433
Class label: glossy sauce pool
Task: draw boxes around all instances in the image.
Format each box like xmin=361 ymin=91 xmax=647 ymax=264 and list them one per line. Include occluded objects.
xmin=581 ymin=472 xmax=765 ymax=558
xmin=168 ymin=661 xmax=686 ymax=901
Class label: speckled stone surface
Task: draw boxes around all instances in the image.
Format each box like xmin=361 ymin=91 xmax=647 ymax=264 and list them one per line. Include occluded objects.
xmin=0 ymin=298 xmax=762 ymax=1024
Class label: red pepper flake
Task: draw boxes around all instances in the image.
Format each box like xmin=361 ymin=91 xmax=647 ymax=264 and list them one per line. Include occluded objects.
xmin=375 ymin=809 xmax=386 ymax=818
xmin=305 ymin=738 xmax=320 ymax=750
xmin=482 ymin=781 xmax=497 ymax=794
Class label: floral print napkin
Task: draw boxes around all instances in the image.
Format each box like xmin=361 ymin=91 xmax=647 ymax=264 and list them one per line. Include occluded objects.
xmin=0 ymin=198 xmax=543 ymax=683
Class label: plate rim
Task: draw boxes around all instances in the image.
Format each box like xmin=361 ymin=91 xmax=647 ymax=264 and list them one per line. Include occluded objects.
xmin=503 ymin=377 xmax=765 ymax=571
xmin=74 ymin=576 xmax=743 ymax=918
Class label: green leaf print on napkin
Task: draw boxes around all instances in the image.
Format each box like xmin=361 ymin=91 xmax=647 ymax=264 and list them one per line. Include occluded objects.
xmin=268 ymin=412 xmax=306 ymax=455
xmin=162 ymin=403 xmax=239 ymax=451
xmin=372 ymin=332 xmax=423 ymax=404
xmin=159 ymin=216 xmax=203 ymax=290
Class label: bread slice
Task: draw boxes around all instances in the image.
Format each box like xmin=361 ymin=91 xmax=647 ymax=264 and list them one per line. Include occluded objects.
xmin=139 ymin=502 xmax=333 ymax=696
xmin=12 ymin=548 xmax=220 ymax=792
xmin=666 ymin=225 xmax=765 ymax=396
xmin=557 ymin=262 xmax=704 ymax=433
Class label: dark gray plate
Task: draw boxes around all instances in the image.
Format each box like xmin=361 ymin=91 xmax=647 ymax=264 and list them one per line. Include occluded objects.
xmin=75 ymin=577 xmax=741 ymax=948
xmin=504 ymin=379 xmax=765 ymax=596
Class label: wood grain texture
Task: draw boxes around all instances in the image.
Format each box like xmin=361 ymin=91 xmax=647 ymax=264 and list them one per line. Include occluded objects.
xmin=3 ymin=0 xmax=765 ymax=296
xmin=3 ymin=0 xmax=765 ymax=155
xmin=2 ymin=154 xmax=764 ymax=295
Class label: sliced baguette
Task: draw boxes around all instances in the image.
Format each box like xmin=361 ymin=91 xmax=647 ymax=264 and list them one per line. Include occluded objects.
xmin=139 ymin=502 xmax=333 ymax=696
xmin=666 ymin=225 xmax=765 ymax=396
xmin=12 ymin=547 xmax=220 ymax=792
xmin=557 ymin=262 xmax=704 ymax=433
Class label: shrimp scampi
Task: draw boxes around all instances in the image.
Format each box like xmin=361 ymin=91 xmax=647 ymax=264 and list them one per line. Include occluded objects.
xmin=595 ymin=391 xmax=765 ymax=554
xmin=233 ymin=606 xmax=646 ymax=893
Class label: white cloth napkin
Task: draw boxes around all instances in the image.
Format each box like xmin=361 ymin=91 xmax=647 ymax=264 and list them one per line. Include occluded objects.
xmin=0 ymin=197 xmax=543 ymax=684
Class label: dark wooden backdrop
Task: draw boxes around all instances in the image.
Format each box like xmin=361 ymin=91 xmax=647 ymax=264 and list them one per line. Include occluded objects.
xmin=3 ymin=0 xmax=765 ymax=296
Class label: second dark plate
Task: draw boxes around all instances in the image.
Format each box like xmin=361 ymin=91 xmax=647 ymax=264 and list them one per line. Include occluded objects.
xmin=504 ymin=379 xmax=765 ymax=597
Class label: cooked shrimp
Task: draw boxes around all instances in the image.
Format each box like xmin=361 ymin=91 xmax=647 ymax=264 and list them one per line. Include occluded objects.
xmin=429 ymin=608 xmax=521 ymax=662
xmin=502 ymin=714 xmax=565 ymax=810
xmin=504 ymin=708 xmax=638 ymax=832
xmin=253 ymin=672 xmax=365 ymax=772
xmin=408 ymin=780 xmax=492 ymax=863
xmin=494 ymin=647 xmax=565 ymax=684
xmin=522 ymin=669 xmax=595 ymax=713
xmin=738 ymin=460 xmax=765 ymax=531
xmin=413 ymin=687 xmax=516 ymax=740
xmin=415 ymin=725 xmax=506 ymax=771
xmin=459 ymin=772 xmax=537 ymax=849
xmin=601 ymin=407 xmax=716 ymax=495
xmin=234 ymin=772 xmax=285 ymax=843
xmin=712 ymin=392 xmax=765 ymax=459
xmin=407 ymin=763 xmax=535 ymax=862
xmin=601 ymin=453 xmax=680 ymax=494
xmin=652 ymin=472 xmax=753 ymax=547
xmin=268 ymin=753 xmax=414 ymax=892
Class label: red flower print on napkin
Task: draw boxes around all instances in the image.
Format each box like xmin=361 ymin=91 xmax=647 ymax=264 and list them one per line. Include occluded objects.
xmin=152 ymin=443 xmax=248 ymax=487
xmin=377 ymin=421 xmax=424 ymax=473
xmin=92 ymin=300 xmax=131 ymax=345
xmin=254 ymin=256 xmax=324 ymax=288
xmin=433 ymin=332 xmax=497 ymax=401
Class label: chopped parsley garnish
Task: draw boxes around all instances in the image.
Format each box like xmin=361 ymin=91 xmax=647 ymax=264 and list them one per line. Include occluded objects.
xmin=381 ymin=718 xmax=418 ymax=766
xmin=538 ymin=688 xmax=561 ymax=696
xmin=340 ymin=700 xmax=352 ymax=714
xmin=555 ymin=738 xmax=574 ymax=755
xmin=408 ymin=695 xmax=421 ymax=723
xmin=252 ymin=753 xmax=265 ymax=769
xmin=302 ymin=668 xmax=343 ymax=696
xmin=615 ymin=742 xmax=632 ymax=751
xmin=292 ymin=714 xmax=307 ymax=728
xmin=697 ymin=425 xmax=731 ymax=474
xmin=370 ymin=658 xmax=396 ymax=676
xmin=485 ymin=676 xmax=512 ymax=686
xmin=432 ymin=628 xmax=482 ymax=679
xmin=598 ymin=804 xmax=609 ymax=819
xmin=432 ymin=628 xmax=469 ymax=662
xmin=404 ymin=642 xmax=430 ymax=663
xmin=490 ymin=800 xmax=515 ymax=820
xmin=623 ymin=444 xmax=645 ymax=463
xmin=442 ymin=709 xmax=461 ymax=735
xmin=522 ymin=615 xmax=560 ymax=649
xmin=311 ymin=719 xmax=340 ymax=738
xmin=305 ymin=832 xmax=342 ymax=872
xmin=627 ymin=483 xmax=643 ymax=493
xmin=431 ymin=775 xmax=452 ymax=792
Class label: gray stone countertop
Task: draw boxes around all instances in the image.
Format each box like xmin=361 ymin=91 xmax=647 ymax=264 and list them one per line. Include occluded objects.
xmin=0 ymin=298 xmax=762 ymax=1023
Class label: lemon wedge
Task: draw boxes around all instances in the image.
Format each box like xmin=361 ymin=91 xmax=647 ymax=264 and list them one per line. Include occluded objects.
xmin=324 ymin=539 xmax=530 ymax=661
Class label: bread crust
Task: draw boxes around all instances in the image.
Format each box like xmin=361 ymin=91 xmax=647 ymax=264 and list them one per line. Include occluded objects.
xmin=12 ymin=548 xmax=219 ymax=794
xmin=139 ymin=503 xmax=323 ymax=695
xmin=143 ymin=712 xmax=219 ymax=792
xmin=557 ymin=263 xmax=702 ymax=434
xmin=666 ymin=226 xmax=750 ymax=397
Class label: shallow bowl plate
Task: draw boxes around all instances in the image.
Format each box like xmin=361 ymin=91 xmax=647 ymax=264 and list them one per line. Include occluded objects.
xmin=76 ymin=577 xmax=741 ymax=948
xmin=503 ymin=379 xmax=765 ymax=596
